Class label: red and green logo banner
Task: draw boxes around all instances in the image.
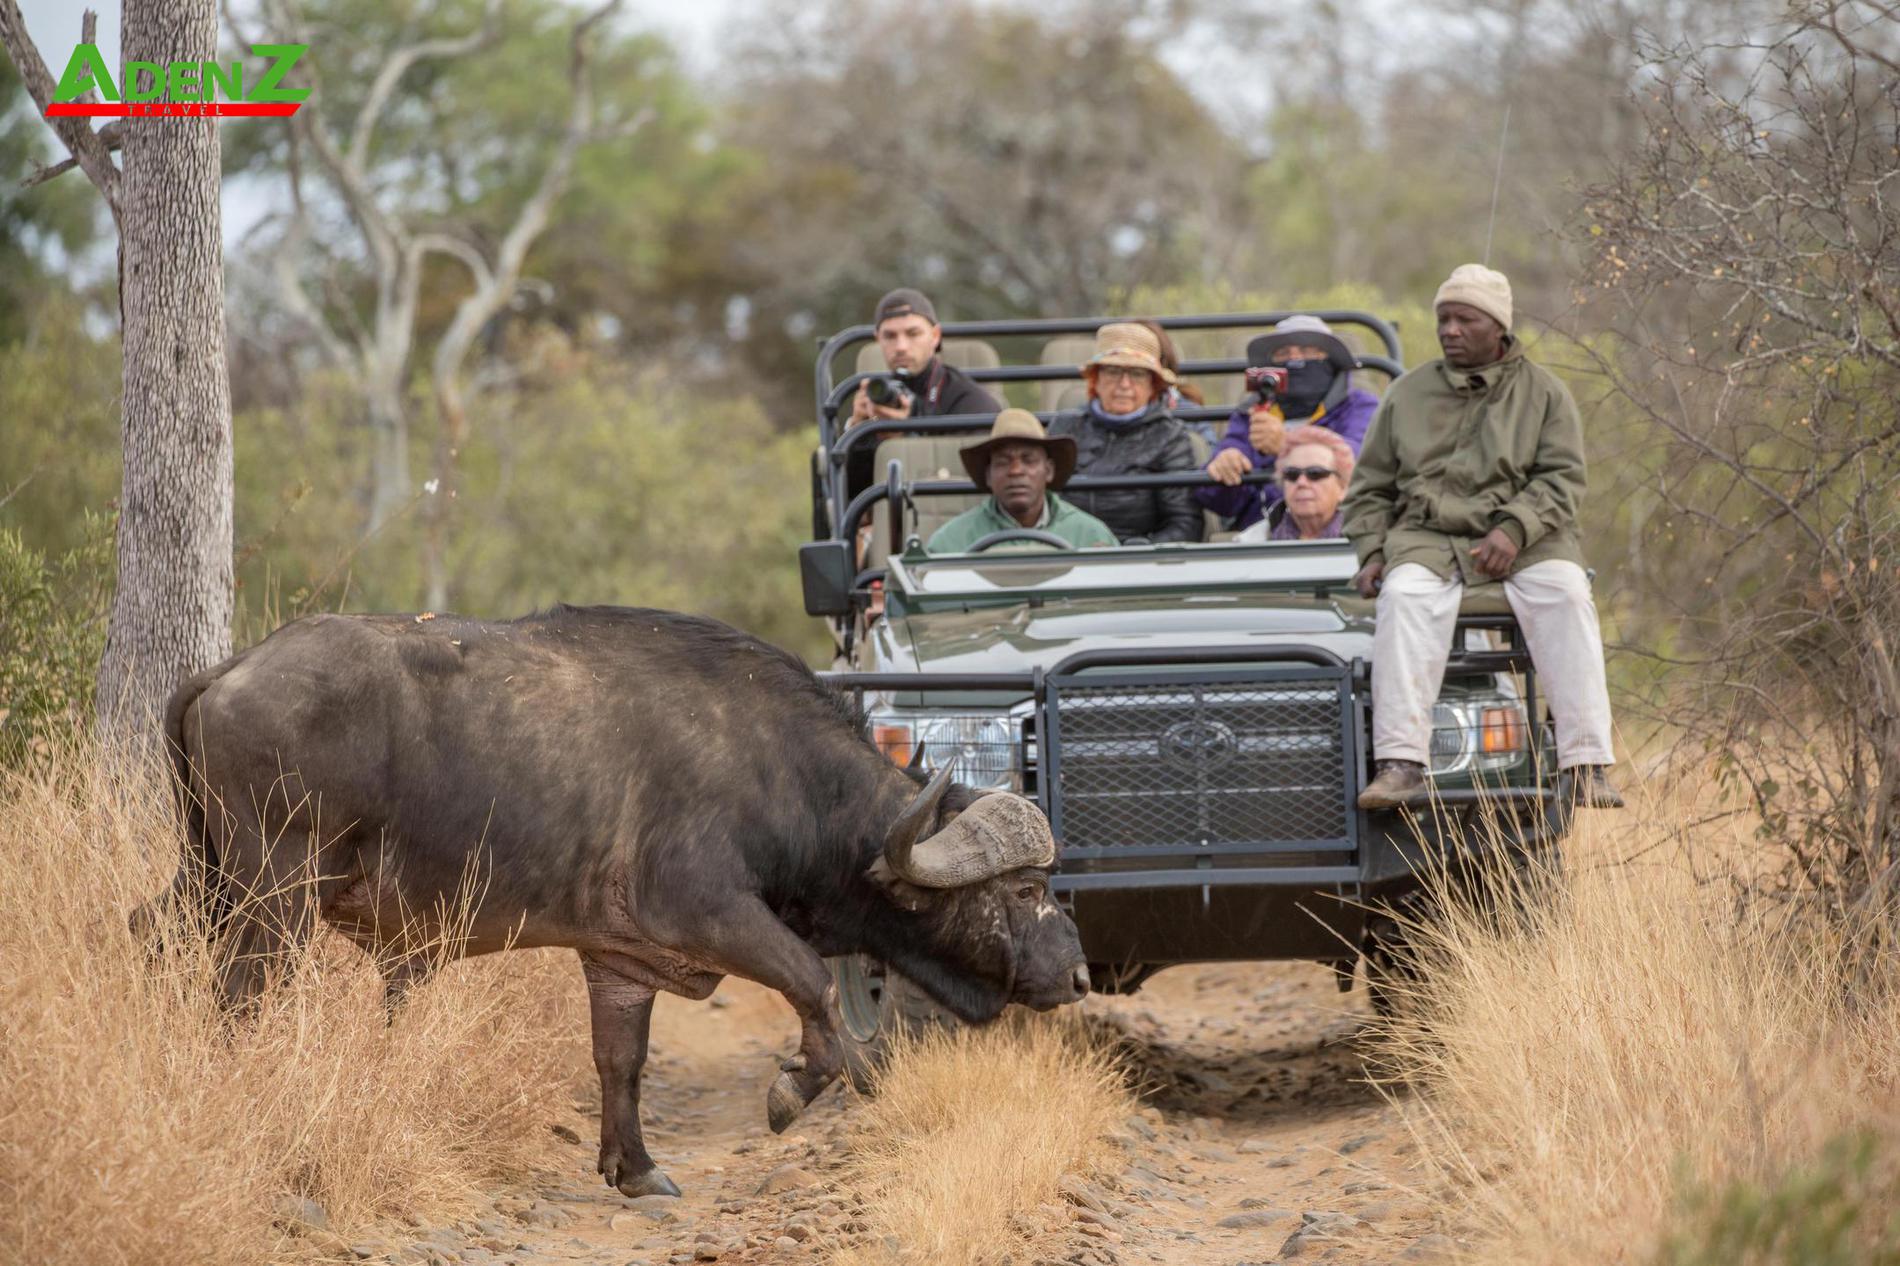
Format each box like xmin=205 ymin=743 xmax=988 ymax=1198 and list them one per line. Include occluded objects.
xmin=48 ymin=43 xmax=309 ymax=118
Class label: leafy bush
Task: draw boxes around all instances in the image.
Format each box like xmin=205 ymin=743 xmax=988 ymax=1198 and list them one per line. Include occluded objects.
xmin=0 ymin=513 xmax=112 ymax=765
xmin=1657 ymin=1132 xmax=1900 ymax=1266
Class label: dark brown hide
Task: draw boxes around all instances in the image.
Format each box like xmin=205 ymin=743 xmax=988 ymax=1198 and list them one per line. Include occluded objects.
xmin=144 ymin=606 xmax=1087 ymax=1200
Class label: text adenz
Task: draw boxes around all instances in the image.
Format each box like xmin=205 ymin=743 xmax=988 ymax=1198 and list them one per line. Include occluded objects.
xmin=47 ymin=43 xmax=309 ymax=118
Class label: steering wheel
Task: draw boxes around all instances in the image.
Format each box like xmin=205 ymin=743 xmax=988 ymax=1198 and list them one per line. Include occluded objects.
xmin=965 ymin=529 xmax=1077 ymax=552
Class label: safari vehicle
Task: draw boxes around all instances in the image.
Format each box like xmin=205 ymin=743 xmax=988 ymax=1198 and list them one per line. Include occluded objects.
xmin=797 ymin=311 xmax=1571 ymax=1064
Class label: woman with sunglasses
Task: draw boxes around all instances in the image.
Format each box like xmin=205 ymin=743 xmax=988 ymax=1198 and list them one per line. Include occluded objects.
xmin=1236 ymin=427 xmax=1356 ymax=542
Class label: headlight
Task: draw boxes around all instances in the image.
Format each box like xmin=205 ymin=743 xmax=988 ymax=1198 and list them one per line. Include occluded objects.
xmin=870 ymin=713 xmax=1018 ymax=790
xmin=1429 ymin=696 xmax=1529 ymax=776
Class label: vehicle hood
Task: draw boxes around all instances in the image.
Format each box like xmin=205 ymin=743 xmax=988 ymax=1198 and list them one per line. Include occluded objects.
xmin=881 ymin=593 xmax=1375 ymax=674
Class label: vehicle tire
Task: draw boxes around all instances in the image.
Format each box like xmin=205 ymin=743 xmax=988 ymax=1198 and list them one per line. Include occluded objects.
xmin=829 ymin=954 xmax=967 ymax=1091
xmin=1364 ymin=843 xmax=1563 ymax=1019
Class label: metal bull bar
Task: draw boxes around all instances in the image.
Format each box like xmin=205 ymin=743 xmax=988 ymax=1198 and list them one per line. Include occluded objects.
xmin=819 ymin=644 xmax=1365 ymax=893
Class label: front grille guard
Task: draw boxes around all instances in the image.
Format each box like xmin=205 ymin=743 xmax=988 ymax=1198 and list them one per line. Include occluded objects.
xmin=1040 ymin=661 xmax=1361 ymax=892
xmin=822 ymin=644 xmax=1382 ymax=893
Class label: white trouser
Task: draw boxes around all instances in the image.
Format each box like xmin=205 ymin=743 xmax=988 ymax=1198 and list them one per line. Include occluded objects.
xmin=1372 ymin=561 xmax=1615 ymax=769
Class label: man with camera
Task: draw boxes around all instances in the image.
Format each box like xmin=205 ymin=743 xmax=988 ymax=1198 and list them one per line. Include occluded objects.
xmin=847 ymin=288 xmax=1001 ymax=426
xmin=843 ymin=288 xmax=1003 ymax=499
xmin=1194 ymin=314 xmax=1378 ymax=531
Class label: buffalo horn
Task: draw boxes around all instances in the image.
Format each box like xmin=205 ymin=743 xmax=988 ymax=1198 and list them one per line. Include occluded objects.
xmin=884 ymin=762 xmax=956 ymax=880
xmin=896 ymin=792 xmax=1058 ymax=889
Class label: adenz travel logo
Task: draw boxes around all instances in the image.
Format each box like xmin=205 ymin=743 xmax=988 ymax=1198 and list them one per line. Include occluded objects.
xmin=47 ymin=43 xmax=309 ymax=118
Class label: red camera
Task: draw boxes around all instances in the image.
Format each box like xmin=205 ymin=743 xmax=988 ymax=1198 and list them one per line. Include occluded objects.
xmin=1244 ymin=365 xmax=1289 ymax=398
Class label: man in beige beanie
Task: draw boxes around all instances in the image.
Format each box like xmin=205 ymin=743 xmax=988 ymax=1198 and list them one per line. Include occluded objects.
xmin=1341 ymin=264 xmax=1621 ymax=810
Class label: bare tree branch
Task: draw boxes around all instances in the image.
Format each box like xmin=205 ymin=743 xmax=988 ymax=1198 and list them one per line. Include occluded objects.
xmin=345 ymin=0 xmax=502 ymax=172
xmin=0 ymin=2 xmax=123 ymax=215
xmin=20 ymin=118 xmax=123 ymax=190
xmin=421 ymin=0 xmax=623 ymax=609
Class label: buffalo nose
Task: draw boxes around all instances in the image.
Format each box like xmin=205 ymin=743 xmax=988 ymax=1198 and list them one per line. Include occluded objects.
xmin=1070 ymin=963 xmax=1091 ymax=999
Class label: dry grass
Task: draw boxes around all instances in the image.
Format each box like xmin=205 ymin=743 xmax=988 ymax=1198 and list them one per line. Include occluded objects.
xmin=0 ymin=748 xmax=587 ymax=1266
xmin=1377 ymin=779 xmax=1900 ymax=1264
xmin=836 ymin=1014 xmax=1133 ymax=1266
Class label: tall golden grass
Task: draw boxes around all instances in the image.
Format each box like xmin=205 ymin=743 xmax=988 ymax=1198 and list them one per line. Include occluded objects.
xmin=836 ymin=1016 xmax=1132 ymax=1266
xmin=1378 ymin=781 xmax=1900 ymax=1263
xmin=0 ymin=748 xmax=586 ymax=1266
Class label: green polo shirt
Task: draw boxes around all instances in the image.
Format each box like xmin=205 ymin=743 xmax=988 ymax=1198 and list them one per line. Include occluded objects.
xmin=926 ymin=492 xmax=1119 ymax=554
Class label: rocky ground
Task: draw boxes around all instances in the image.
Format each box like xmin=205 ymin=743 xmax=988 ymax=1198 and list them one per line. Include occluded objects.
xmin=291 ymin=963 xmax=1461 ymax=1265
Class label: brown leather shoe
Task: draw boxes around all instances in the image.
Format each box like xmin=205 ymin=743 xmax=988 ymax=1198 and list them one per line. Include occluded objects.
xmin=1358 ymin=759 xmax=1429 ymax=810
xmin=1559 ymin=764 xmax=1625 ymax=809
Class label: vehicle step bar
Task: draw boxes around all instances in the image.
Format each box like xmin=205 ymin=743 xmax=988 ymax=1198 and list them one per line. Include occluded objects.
xmin=1052 ymin=866 xmax=1363 ymax=892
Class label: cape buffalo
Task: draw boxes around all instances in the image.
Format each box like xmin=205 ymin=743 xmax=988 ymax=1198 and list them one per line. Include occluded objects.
xmin=146 ymin=605 xmax=1089 ymax=1199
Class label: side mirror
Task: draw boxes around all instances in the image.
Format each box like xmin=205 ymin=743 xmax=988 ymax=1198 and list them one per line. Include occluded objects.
xmin=799 ymin=540 xmax=855 ymax=617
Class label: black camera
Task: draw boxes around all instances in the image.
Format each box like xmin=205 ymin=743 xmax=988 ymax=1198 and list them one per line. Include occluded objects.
xmin=864 ymin=375 xmax=914 ymax=410
xmin=1243 ymin=365 xmax=1289 ymax=399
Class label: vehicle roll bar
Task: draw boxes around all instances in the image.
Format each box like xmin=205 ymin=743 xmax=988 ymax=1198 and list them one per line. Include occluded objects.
xmin=820 ymin=354 xmax=1405 ymax=429
xmin=814 ymin=309 xmax=1403 ymax=419
xmin=824 ymin=354 xmax=1404 ymax=464
xmin=838 ymin=468 xmax=1281 ymax=541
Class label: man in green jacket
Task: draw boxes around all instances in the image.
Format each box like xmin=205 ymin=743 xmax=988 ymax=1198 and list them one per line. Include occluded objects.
xmin=928 ymin=410 xmax=1119 ymax=554
xmin=1343 ymin=264 xmax=1621 ymax=809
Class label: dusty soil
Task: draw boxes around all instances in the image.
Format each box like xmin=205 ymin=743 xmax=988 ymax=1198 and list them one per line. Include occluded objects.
xmin=331 ymin=964 xmax=1455 ymax=1266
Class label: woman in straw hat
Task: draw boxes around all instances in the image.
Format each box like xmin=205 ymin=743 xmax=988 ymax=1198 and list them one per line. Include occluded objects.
xmin=1048 ymin=322 xmax=1204 ymax=544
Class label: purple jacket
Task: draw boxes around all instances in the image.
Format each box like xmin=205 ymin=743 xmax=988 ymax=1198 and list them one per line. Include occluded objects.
xmin=1193 ymin=387 xmax=1379 ymax=529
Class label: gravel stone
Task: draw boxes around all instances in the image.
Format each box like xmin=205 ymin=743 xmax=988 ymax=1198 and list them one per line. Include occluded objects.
xmin=1216 ymin=1209 xmax=1290 ymax=1229
xmin=755 ymin=1164 xmax=822 ymax=1196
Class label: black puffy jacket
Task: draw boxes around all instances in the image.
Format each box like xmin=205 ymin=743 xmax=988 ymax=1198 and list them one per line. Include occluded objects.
xmin=1049 ymin=403 xmax=1204 ymax=544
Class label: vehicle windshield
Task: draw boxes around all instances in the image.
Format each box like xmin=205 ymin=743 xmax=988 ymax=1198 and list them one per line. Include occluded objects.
xmin=887 ymin=540 xmax=1361 ymax=614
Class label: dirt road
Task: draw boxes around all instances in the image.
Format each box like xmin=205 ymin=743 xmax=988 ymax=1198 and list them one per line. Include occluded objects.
xmin=343 ymin=964 xmax=1456 ymax=1265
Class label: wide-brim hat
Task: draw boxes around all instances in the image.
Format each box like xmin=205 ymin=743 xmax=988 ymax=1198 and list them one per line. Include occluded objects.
xmin=1246 ymin=314 xmax=1356 ymax=373
xmin=1082 ymin=321 xmax=1177 ymax=385
xmin=958 ymin=409 xmax=1078 ymax=491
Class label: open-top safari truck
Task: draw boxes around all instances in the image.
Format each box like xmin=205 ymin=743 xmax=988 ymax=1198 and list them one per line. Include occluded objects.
xmin=795 ymin=311 xmax=1572 ymax=1067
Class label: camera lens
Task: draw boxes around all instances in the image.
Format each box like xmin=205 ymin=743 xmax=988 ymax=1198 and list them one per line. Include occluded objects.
xmin=866 ymin=376 xmax=903 ymax=407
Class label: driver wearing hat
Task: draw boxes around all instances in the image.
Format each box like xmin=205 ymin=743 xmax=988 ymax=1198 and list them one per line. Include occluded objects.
xmin=927 ymin=410 xmax=1118 ymax=554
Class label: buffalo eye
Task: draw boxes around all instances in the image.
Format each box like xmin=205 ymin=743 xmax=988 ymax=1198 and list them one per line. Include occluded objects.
xmin=1013 ymin=882 xmax=1040 ymax=904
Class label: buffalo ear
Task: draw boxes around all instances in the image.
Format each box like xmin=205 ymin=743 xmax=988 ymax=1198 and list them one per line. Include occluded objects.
xmin=865 ymin=854 xmax=929 ymax=911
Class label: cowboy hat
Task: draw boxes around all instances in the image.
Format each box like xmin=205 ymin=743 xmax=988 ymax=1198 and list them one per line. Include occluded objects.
xmin=1082 ymin=321 xmax=1177 ymax=385
xmin=1246 ymin=314 xmax=1357 ymax=373
xmin=958 ymin=409 xmax=1078 ymax=491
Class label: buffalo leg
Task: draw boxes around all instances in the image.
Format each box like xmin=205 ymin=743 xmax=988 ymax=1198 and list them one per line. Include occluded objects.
xmin=686 ymin=900 xmax=843 ymax=1134
xmin=215 ymin=806 xmax=340 ymax=1009
xmin=580 ymin=955 xmax=678 ymax=1199
xmin=377 ymin=952 xmax=437 ymax=1019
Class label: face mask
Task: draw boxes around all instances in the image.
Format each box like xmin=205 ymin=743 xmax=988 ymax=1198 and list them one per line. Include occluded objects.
xmin=1278 ymin=359 xmax=1337 ymax=418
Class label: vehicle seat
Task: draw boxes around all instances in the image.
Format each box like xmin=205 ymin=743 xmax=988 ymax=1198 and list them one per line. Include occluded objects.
xmin=863 ymin=439 xmax=983 ymax=569
xmin=855 ymin=338 xmax=1002 ymax=378
xmin=1038 ymin=335 xmax=1094 ymax=412
xmin=1456 ymin=586 xmax=1516 ymax=616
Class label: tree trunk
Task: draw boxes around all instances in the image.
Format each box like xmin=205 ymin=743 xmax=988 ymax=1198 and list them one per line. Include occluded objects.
xmin=94 ymin=0 xmax=234 ymax=752
xmin=366 ymin=367 xmax=410 ymax=532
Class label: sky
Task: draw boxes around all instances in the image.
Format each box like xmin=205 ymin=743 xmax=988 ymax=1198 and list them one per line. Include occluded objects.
xmin=14 ymin=0 xmax=735 ymax=83
xmin=12 ymin=0 xmax=740 ymax=256
xmin=12 ymin=0 xmax=1442 ymax=260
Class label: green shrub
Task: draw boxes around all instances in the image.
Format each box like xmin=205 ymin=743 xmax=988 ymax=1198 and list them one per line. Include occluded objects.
xmin=0 ymin=512 xmax=112 ymax=764
xmin=1657 ymin=1131 xmax=1900 ymax=1266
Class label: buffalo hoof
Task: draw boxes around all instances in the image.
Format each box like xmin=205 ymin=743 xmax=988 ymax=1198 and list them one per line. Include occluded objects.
xmin=767 ymin=1070 xmax=811 ymax=1134
xmin=614 ymin=1166 xmax=682 ymax=1200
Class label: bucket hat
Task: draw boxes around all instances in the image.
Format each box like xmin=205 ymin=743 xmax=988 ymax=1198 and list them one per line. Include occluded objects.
xmin=1246 ymin=314 xmax=1357 ymax=373
xmin=1083 ymin=321 xmax=1176 ymax=385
